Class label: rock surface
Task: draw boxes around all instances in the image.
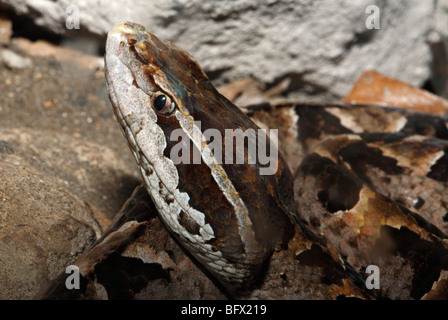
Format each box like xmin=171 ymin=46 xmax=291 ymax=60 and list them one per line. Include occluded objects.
xmin=1 ymin=0 xmax=446 ymax=100
xmin=0 ymin=20 xmax=141 ymax=298
xmin=0 ymin=152 xmax=101 ymax=299
xmin=0 ymin=124 xmax=143 ymax=298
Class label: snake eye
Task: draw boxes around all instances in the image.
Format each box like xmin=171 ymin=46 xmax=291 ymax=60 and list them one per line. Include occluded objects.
xmin=152 ymin=92 xmax=176 ymax=116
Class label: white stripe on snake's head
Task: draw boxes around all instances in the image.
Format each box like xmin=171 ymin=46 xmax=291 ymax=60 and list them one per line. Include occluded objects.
xmin=105 ymin=22 xmax=180 ymax=192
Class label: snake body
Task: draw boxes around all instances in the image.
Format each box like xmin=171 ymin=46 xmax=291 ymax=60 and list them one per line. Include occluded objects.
xmin=97 ymin=22 xmax=448 ymax=299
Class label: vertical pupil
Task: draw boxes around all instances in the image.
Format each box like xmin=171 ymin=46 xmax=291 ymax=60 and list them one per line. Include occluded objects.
xmin=154 ymin=95 xmax=167 ymax=111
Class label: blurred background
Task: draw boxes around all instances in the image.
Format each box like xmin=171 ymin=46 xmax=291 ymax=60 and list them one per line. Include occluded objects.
xmin=0 ymin=0 xmax=447 ymax=299
xmin=1 ymin=0 xmax=447 ymax=101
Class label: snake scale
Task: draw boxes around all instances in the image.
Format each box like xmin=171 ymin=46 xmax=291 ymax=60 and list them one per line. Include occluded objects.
xmin=39 ymin=22 xmax=448 ymax=300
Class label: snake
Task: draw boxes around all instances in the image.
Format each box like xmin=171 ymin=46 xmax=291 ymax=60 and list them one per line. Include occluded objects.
xmin=104 ymin=21 xmax=297 ymax=292
xmin=38 ymin=21 xmax=448 ymax=299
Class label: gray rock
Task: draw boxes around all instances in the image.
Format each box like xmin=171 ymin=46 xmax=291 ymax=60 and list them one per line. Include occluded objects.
xmin=0 ymin=151 xmax=101 ymax=299
xmin=0 ymin=0 xmax=440 ymax=100
xmin=0 ymin=125 xmax=143 ymax=299
xmin=436 ymin=0 xmax=448 ymax=38
xmin=0 ymin=48 xmax=32 ymax=69
xmin=0 ymin=37 xmax=142 ymax=298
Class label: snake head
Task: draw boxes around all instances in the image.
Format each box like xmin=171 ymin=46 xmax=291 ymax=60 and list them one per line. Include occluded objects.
xmin=105 ymin=22 xmax=296 ymax=293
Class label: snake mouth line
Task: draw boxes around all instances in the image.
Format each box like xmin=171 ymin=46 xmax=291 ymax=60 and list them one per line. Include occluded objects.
xmin=115 ymin=112 xmax=251 ymax=283
xmin=111 ymin=96 xmax=222 ymax=241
